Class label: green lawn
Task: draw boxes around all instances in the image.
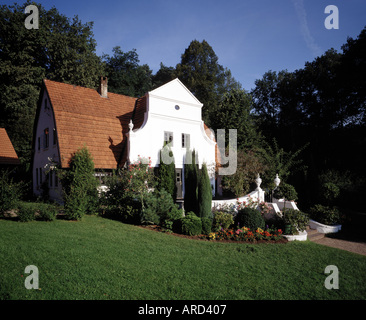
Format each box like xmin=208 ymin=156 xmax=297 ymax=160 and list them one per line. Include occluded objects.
xmin=0 ymin=215 xmax=365 ymax=300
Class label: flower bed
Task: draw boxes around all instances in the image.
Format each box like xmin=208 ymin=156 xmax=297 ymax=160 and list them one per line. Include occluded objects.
xmin=206 ymin=226 xmax=284 ymax=242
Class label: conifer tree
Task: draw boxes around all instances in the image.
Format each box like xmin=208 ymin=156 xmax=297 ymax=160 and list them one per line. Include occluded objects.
xmin=198 ymin=163 xmax=212 ymax=219
xmin=184 ymin=149 xmax=198 ymax=215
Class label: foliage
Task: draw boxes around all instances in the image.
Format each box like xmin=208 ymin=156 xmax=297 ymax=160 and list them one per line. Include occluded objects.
xmin=175 ymin=39 xmax=241 ymax=127
xmin=0 ymin=170 xmax=22 ymax=214
xmin=102 ymin=46 xmax=152 ymax=97
xmin=201 ymin=217 xmax=212 ymax=235
xmin=180 ymin=212 xmax=202 ymax=236
xmin=213 ymin=88 xmax=263 ymax=150
xmin=184 ymin=149 xmax=199 ymax=215
xmin=157 ymin=145 xmax=176 ymax=201
xmin=59 ymin=146 xmax=99 ymax=220
xmin=221 ymin=149 xmax=267 ymax=197
xmin=258 ymin=138 xmax=308 ymax=187
xmin=235 ymin=207 xmax=265 ymax=231
xmin=140 ymin=189 xmax=183 ymax=230
xmin=273 ymin=182 xmax=298 ymax=202
xmin=17 ymin=202 xmax=36 ymax=222
xmin=212 ymin=211 xmax=234 ymax=232
xmin=0 ymin=2 xmax=104 ymax=166
xmin=198 ymin=163 xmax=212 ymax=219
xmin=309 ymin=204 xmax=342 ymax=225
xmin=282 ymin=209 xmax=309 ymax=234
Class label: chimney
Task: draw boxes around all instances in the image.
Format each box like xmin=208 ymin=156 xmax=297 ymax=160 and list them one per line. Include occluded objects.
xmin=98 ymin=76 xmax=108 ymax=98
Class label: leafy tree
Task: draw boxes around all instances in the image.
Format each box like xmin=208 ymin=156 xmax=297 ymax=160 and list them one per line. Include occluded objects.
xmin=176 ymin=39 xmax=241 ymax=127
xmin=103 ymin=46 xmax=152 ymax=97
xmin=214 ymin=88 xmax=262 ymax=150
xmin=221 ymin=149 xmax=267 ymax=197
xmin=0 ymin=1 xmax=104 ymax=168
xmin=152 ymin=62 xmax=176 ymax=89
xmin=198 ymin=163 xmax=212 ymax=219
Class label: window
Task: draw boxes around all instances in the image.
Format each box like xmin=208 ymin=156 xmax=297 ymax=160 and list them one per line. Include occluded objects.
xmin=38 ymin=137 xmax=40 ymax=151
xmin=36 ymin=168 xmax=39 ymax=186
xmin=53 ymin=128 xmax=57 ymax=145
xmin=39 ymin=168 xmax=43 ymax=185
xmin=182 ymin=133 xmax=190 ymax=148
xmin=44 ymin=128 xmax=49 ymax=149
xmin=164 ymin=131 xmax=173 ymax=146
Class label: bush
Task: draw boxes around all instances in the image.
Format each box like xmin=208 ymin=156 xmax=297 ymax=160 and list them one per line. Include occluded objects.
xmin=201 ymin=217 xmax=212 ymax=235
xmin=0 ymin=170 xmax=22 ymax=215
xmin=60 ymin=146 xmax=99 ymax=220
xmin=283 ymin=209 xmax=309 ymax=234
xmin=17 ymin=202 xmax=36 ymax=222
xmin=38 ymin=203 xmax=59 ymax=221
xmin=273 ymin=182 xmax=298 ymax=201
xmin=140 ymin=189 xmax=183 ymax=230
xmin=309 ymin=204 xmax=341 ymax=225
xmin=212 ymin=211 xmax=234 ymax=232
xmin=235 ymin=207 xmax=265 ymax=230
xmin=180 ymin=212 xmax=202 ymax=236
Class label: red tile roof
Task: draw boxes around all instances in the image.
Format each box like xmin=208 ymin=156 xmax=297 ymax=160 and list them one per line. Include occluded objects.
xmin=44 ymin=79 xmax=137 ymax=169
xmin=0 ymin=128 xmax=20 ymax=165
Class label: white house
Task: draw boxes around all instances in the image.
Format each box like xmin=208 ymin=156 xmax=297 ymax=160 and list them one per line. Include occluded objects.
xmin=32 ymin=77 xmax=219 ymax=201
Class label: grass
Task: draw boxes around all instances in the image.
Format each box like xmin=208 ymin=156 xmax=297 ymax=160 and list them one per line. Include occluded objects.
xmin=0 ymin=214 xmax=366 ymax=300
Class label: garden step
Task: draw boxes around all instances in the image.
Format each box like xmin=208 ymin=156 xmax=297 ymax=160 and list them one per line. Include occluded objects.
xmin=306 ymin=226 xmax=325 ymax=242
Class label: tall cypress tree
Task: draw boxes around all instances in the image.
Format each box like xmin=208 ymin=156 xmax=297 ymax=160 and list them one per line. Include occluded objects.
xmin=158 ymin=144 xmax=177 ymax=201
xmin=198 ymin=163 xmax=212 ymax=219
xmin=184 ymin=149 xmax=198 ymax=215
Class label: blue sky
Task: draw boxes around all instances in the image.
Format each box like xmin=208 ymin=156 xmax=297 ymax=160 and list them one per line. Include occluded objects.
xmin=6 ymin=0 xmax=366 ymax=90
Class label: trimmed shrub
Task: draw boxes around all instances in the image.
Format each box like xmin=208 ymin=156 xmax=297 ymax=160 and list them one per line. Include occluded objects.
xmin=198 ymin=163 xmax=212 ymax=219
xmin=17 ymin=202 xmax=36 ymax=222
xmin=309 ymin=204 xmax=341 ymax=225
xmin=180 ymin=212 xmax=202 ymax=236
xmin=60 ymin=146 xmax=99 ymax=220
xmin=283 ymin=209 xmax=309 ymax=234
xmin=235 ymin=207 xmax=265 ymax=230
xmin=201 ymin=217 xmax=212 ymax=235
xmin=140 ymin=189 xmax=183 ymax=230
xmin=38 ymin=203 xmax=58 ymax=221
xmin=184 ymin=149 xmax=199 ymax=215
xmin=212 ymin=211 xmax=234 ymax=232
xmin=158 ymin=146 xmax=177 ymax=201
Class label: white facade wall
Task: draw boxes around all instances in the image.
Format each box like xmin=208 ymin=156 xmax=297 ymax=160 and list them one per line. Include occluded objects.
xmin=32 ymin=91 xmax=62 ymax=201
xmin=128 ymin=79 xmax=217 ymax=195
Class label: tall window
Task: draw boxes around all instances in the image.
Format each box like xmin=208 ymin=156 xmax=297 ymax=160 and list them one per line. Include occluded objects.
xmin=182 ymin=133 xmax=190 ymax=148
xmin=164 ymin=131 xmax=173 ymax=146
xmin=44 ymin=128 xmax=49 ymax=149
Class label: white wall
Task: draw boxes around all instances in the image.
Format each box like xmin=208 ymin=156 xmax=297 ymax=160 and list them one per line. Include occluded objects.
xmin=32 ymin=91 xmax=62 ymax=201
xmin=128 ymin=79 xmax=217 ymax=195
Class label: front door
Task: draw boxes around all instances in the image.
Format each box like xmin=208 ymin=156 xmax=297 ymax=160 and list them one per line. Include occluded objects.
xmin=175 ymin=169 xmax=183 ymax=199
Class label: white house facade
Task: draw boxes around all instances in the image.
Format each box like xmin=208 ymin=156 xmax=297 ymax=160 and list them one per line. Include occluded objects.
xmin=128 ymin=79 xmax=217 ymax=199
xmin=32 ymin=77 xmax=219 ymax=202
